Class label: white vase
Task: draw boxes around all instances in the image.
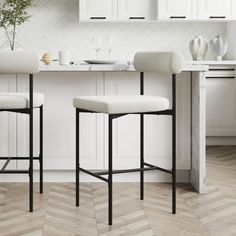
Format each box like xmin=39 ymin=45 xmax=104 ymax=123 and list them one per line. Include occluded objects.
xmin=210 ymin=35 xmax=227 ymax=61
xmin=189 ymin=36 xmax=208 ymax=61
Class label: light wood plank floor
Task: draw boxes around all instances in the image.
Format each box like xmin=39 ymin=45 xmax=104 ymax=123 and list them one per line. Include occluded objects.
xmin=0 ymin=146 xmax=236 ymax=236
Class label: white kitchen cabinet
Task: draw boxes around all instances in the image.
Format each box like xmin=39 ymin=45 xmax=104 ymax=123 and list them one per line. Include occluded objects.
xmin=157 ymin=0 xmax=197 ymax=20
xmin=79 ymin=0 xmax=117 ymax=21
xmin=206 ymin=67 xmax=236 ymax=136
xmin=198 ymin=0 xmax=236 ymax=20
xmin=118 ymin=0 xmax=156 ymax=21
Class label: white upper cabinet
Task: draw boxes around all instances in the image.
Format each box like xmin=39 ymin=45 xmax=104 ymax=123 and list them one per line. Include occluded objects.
xmin=79 ymin=0 xmax=236 ymax=22
xmin=198 ymin=0 xmax=236 ymax=20
xmin=118 ymin=0 xmax=156 ymax=21
xmin=79 ymin=0 xmax=117 ymax=21
xmin=158 ymin=0 xmax=197 ymax=20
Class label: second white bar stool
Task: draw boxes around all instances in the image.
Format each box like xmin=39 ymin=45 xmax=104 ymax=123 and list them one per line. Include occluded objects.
xmin=74 ymin=51 xmax=184 ymax=225
xmin=0 ymin=51 xmax=44 ymax=212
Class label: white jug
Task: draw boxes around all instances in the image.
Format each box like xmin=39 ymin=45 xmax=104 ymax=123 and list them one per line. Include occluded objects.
xmin=210 ymin=35 xmax=227 ymax=61
xmin=189 ymin=36 xmax=208 ymax=61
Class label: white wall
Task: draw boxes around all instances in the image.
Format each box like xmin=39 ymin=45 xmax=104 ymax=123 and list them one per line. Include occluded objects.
xmin=227 ymin=22 xmax=236 ymax=59
xmin=0 ymin=0 xmax=226 ymax=61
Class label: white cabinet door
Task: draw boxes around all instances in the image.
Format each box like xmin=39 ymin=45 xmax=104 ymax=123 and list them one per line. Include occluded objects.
xmin=118 ymin=0 xmax=156 ymax=21
xmin=79 ymin=0 xmax=117 ymax=21
xmin=198 ymin=0 xmax=234 ymax=20
xmin=206 ymin=76 xmax=236 ymax=136
xmin=158 ymin=0 xmax=197 ymax=20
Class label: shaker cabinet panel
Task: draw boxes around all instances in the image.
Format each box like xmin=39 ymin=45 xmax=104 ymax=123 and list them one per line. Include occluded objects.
xmin=157 ymin=0 xmax=197 ymax=20
xmin=198 ymin=0 xmax=234 ymax=20
xmin=16 ymin=72 xmax=105 ymax=170
xmin=79 ymin=0 xmax=117 ymax=21
xmin=104 ymin=72 xmax=191 ymax=170
xmin=206 ymin=69 xmax=236 ymax=136
xmin=118 ymin=0 xmax=156 ymax=21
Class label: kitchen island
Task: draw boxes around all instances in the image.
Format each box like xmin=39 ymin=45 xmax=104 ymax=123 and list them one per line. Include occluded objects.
xmin=0 ymin=62 xmax=208 ymax=193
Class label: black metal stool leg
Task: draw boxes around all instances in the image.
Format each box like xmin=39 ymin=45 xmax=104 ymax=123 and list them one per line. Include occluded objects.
xmin=29 ymin=74 xmax=34 ymax=212
xmin=39 ymin=106 xmax=43 ymax=194
xmin=172 ymin=74 xmax=176 ymax=214
xmin=172 ymin=113 xmax=176 ymax=214
xmin=76 ymin=109 xmax=80 ymax=207
xmin=140 ymin=114 xmax=144 ymax=200
xmin=108 ymin=115 xmax=113 ymax=225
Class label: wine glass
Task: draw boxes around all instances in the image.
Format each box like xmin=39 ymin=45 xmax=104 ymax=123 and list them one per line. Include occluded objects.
xmin=91 ymin=37 xmax=102 ymax=59
xmin=104 ymin=36 xmax=113 ymax=60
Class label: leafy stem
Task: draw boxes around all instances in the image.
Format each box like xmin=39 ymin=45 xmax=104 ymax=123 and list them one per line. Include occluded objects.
xmin=0 ymin=0 xmax=34 ymax=50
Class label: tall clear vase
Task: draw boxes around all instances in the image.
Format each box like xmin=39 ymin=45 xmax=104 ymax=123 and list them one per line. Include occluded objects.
xmin=0 ymin=30 xmax=22 ymax=51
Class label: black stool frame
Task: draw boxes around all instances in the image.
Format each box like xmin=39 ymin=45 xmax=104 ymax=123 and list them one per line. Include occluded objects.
xmin=76 ymin=72 xmax=176 ymax=225
xmin=0 ymin=74 xmax=43 ymax=212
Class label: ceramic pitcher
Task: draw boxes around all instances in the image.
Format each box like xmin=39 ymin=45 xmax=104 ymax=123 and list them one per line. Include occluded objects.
xmin=190 ymin=36 xmax=208 ymax=61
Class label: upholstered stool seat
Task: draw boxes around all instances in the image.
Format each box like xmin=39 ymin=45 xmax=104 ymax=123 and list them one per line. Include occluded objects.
xmin=0 ymin=93 xmax=45 ymax=109
xmin=73 ymin=95 xmax=169 ymax=114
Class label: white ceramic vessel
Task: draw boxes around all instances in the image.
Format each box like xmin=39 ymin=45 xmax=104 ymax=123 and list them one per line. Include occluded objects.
xmin=210 ymin=35 xmax=228 ymax=61
xmin=189 ymin=36 xmax=208 ymax=61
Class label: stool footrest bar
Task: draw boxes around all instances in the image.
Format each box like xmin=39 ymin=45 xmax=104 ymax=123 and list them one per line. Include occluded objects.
xmin=0 ymin=170 xmax=29 ymax=174
xmin=144 ymin=162 xmax=172 ymax=174
xmin=0 ymin=156 xmax=40 ymax=160
xmin=78 ymin=167 xmax=108 ymax=182
xmin=96 ymin=167 xmax=159 ymax=175
xmin=1 ymin=157 xmax=11 ymax=171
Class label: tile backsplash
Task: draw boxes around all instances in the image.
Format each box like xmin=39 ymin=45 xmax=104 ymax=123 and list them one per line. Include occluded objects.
xmin=0 ymin=0 xmax=226 ymax=61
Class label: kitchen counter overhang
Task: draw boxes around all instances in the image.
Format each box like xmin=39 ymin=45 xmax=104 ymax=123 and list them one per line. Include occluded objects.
xmin=39 ymin=62 xmax=209 ymax=72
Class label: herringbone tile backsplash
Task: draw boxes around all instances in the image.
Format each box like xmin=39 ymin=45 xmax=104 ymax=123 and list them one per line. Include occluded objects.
xmin=0 ymin=0 xmax=226 ymax=61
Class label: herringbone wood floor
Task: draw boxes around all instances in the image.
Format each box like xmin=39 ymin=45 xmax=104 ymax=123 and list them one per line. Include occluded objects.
xmin=0 ymin=146 xmax=236 ymax=236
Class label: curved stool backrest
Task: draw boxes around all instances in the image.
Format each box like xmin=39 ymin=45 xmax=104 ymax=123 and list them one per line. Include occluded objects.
xmin=133 ymin=51 xmax=184 ymax=74
xmin=0 ymin=51 xmax=39 ymax=75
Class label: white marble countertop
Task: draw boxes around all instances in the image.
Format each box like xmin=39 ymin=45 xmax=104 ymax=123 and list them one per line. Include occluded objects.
xmin=39 ymin=61 xmax=208 ymax=72
xmin=186 ymin=60 xmax=236 ymax=65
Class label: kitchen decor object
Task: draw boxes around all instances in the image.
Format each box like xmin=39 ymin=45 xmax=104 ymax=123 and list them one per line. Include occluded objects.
xmin=210 ymin=35 xmax=228 ymax=61
xmin=59 ymin=50 xmax=71 ymax=65
xmin=42 ymin=53 xmax=53 ymax=65
xmin=104 ymin=36 xmax=113 ymax=59
xmin=91 ymin=37 xmax=102 ymax=59
xmin=189 ymin=36 xmax=208 ymax=61
xmin=0 ymin=0 xmax=34 ymax=51
xmin=0 ymin=30 xmax=22 ymax=51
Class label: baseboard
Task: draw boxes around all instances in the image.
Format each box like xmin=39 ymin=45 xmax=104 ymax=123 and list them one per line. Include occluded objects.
xmin=207 ymin=136 xmax=236 ymax=145
xmin=0 ymin=170 xmax=190 ymax=183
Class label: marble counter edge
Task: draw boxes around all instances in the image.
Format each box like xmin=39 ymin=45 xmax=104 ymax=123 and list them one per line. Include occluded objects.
xmin=39 ymin=64 xmax=209 ymax=72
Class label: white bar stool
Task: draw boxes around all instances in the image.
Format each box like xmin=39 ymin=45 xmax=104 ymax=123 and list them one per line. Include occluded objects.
xmin=74 ymin=51 xmax=184 ymax=225
xmin=0 ymin=51 xmax=45 ymax=212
